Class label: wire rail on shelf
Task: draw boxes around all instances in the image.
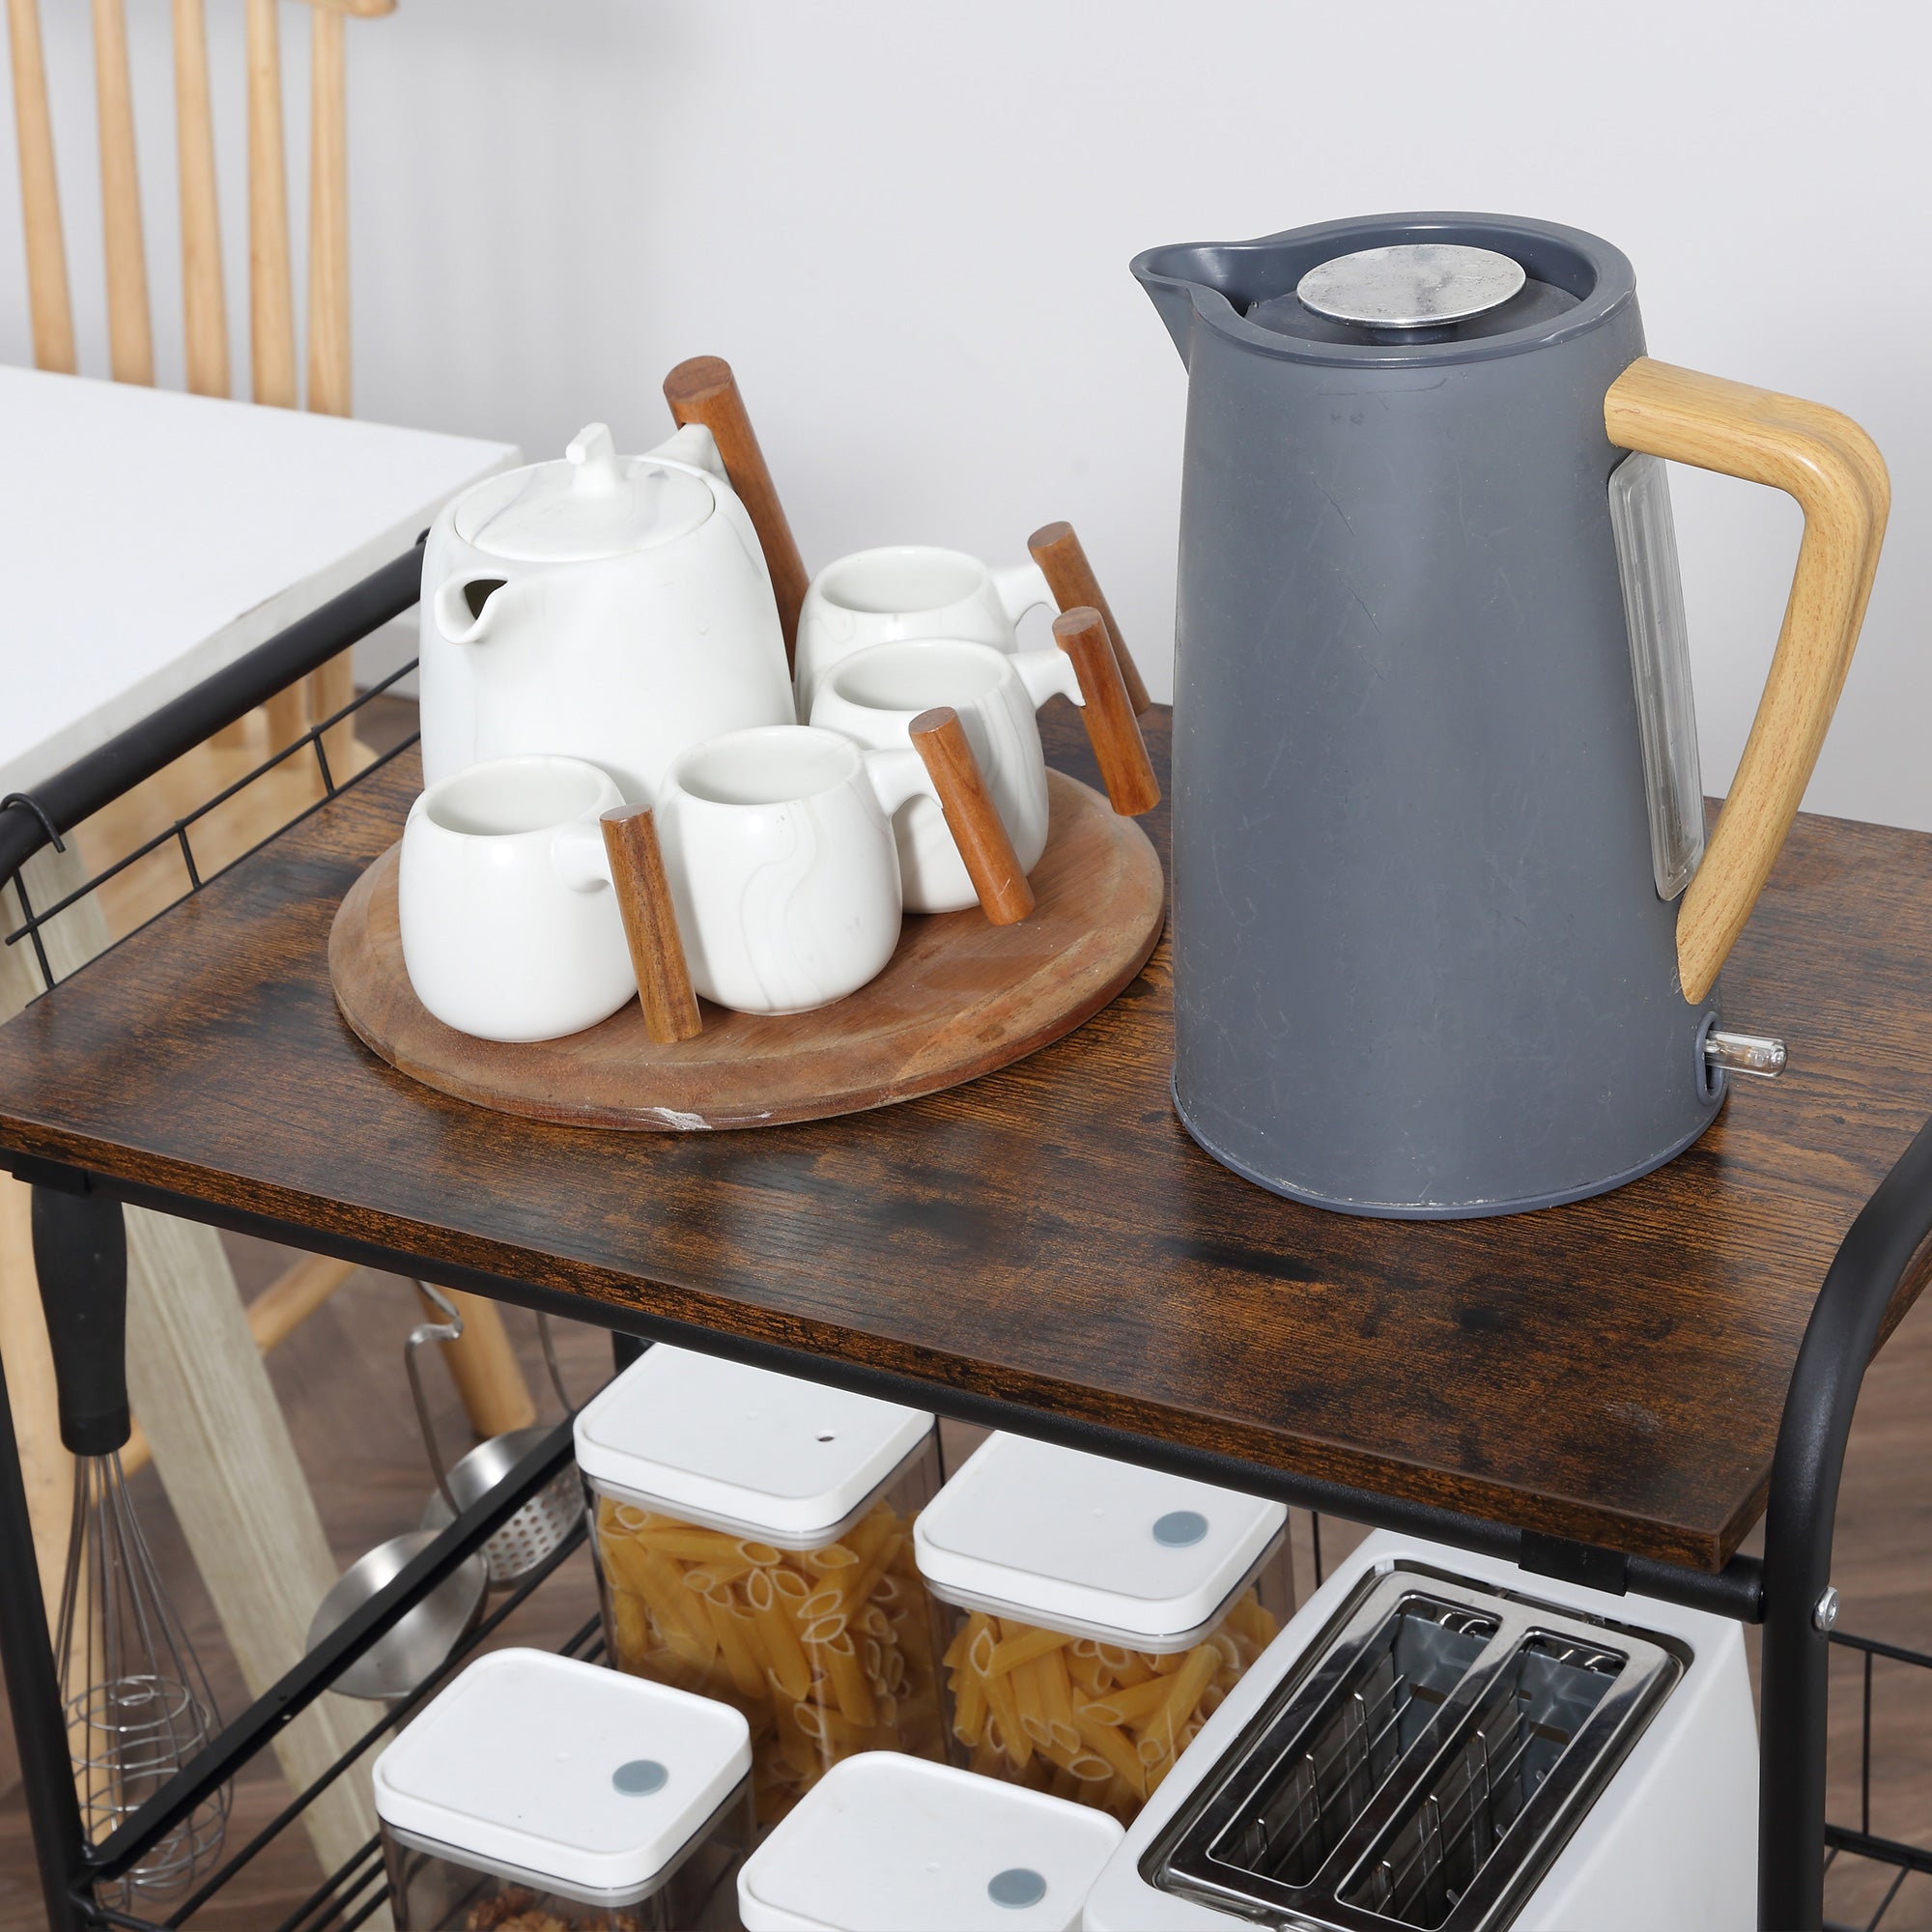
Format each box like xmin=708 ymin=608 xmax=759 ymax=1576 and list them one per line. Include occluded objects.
xmin=3 ymin=657 xmax=421 ymax=1001
xmin=1822 ymin=1627 xmax=1932 ymax=1932
xmin=73 ymin=1423 xmax=598 ymax=1928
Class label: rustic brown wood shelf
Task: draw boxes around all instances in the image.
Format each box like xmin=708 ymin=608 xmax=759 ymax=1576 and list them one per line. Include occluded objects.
xmin=2 ymin=705 xmax=1930 ymax=1582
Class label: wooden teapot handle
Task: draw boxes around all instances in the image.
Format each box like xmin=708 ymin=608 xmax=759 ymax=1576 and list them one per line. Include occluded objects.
xmin=1052 ymin=608 xmax=1161 ymax=817
xmin=1605 ymin=359 xmax=1889 ymax=1003
xmin=907 ymin=709 xmax=1036 ymax=925
xmin=600 ymin=806 xmax=702 ymax=1043
xmin=664 ymin=355 xmax=810 ymax=673
xmin=1028 ymin=521 xmax=1153 ymax=716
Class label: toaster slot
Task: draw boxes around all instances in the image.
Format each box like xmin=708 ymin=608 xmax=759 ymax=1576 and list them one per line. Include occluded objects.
xmin=1339 ymin=1634 xmax=1624 ymax=1927
xmin=1213 ymin=1595 xmax=1498 ymax=1888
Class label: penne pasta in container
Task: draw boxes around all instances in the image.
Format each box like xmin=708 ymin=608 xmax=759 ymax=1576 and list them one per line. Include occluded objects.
xmin=913 ymin=1433 xmax=1293 ymax=1824
xmin=573 ymin=1346 xmax=947 ymax=1826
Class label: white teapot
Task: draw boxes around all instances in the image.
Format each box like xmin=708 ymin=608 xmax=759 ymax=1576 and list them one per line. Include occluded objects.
xmin=418 ymin=423 xmax=796 ymax=801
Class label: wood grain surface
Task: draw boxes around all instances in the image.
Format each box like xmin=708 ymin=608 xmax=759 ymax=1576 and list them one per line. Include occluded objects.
xmin=244 ymin=0 xmax=297 ymax=411
xmin=328 ymin=768 xmax=1159 ymax=1128
xmin=1605 ymin=358 xmax=1890 ymax=1002
xmin=171 ymin=0 xmax=229 ymax=400
xmin=1029 ymin=520 xmax=1153 ymax=716
xmin=907 ymin=706 xmax=1037 ymax=924
xmin=6 ymin=0 xmax=77 ymax=374
xmin=90 ymin=0 xmax=153 ymax=386
xmin=663 ymin=355 xmax=810 ymax=669
xmin=2 ymin=708 xmax=1931 ymax=1571
xmin=1053 ymin=606 xmax=1160 ymax=815
xmin=599 ymin=804 xmax=702 ymax=1046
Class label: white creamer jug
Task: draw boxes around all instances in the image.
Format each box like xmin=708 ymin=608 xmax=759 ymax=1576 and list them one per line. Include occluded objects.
xmin=419 ymin=422 xmax=795 ymax=801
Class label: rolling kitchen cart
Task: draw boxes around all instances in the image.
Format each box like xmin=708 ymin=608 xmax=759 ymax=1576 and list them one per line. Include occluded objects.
xmin=0 ymin=548 xmax=1929 ymax=1931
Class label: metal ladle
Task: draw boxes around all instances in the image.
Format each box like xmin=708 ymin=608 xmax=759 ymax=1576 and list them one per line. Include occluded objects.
xmin=408 ymin=1285 xmax=583 ymax=1587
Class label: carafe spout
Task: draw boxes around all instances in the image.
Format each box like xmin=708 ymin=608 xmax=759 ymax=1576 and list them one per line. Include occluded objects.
xmin=1131 ymin=248 xmax=1202 ymax=367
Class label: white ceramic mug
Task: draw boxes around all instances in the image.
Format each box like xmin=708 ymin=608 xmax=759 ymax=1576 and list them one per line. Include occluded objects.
xmin=810 ymin=639 xmax=1084 ymax=913
xmin=398 ymin=755 xmax=638 ymax=1042
xmin=792 ymin=545 xmax=1055 ymax=714
xmin=651 ymin=724 xmax=1016 ymax=1015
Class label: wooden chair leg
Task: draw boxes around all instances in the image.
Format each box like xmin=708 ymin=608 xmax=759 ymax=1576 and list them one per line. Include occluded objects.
xmin=3 ymin=848 xmax=384 ymax=1894
xmin=306 ymin=649 xmax=362 ymax=783
xmin=263 ymin=681 xmax=310 ymax=753
xmin=417 ymin=1286 xmax=537 ymax=1438
xmin=125 ymin=1209 xmax=384 ymax=1889
xmin=121 ymin=1253 xmax=358 ymax=1476
xmin=6 ymin=0 xmax=77 ymax=374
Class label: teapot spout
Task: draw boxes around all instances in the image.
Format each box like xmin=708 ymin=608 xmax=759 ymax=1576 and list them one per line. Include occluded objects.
xmin=433 ymin=571 xmax=514 ymax=644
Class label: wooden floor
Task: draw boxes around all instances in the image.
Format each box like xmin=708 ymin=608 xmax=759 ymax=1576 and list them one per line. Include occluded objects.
xmin=0 ymin=699 xmax=1927 ymax=1929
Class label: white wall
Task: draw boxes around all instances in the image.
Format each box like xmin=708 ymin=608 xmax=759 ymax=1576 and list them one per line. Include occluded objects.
xmin=6 ymin=0 xmax=1928 ymax=825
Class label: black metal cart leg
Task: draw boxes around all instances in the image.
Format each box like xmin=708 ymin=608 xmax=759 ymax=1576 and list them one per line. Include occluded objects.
xmin=1760 ymin=1475 xmax=1833 ymax=1929
xmin=1757 ymin=1112 xmax=1932 ymax=1931
xmin=0 ymin=1350 xmax=89 ymax=1932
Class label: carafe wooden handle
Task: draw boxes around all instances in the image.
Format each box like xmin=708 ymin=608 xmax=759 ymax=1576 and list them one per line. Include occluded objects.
xmin=601 ymin=805 xmax=702 ymax=1043
xmin=1028 ymin=521 xmax=1154 ymax=716
xmin=664 ymin=355 xmax=809 ymax=674
xmin=1605 ymin=358 xmax=1889 ymax=1004
xmin=908 ymin=709 xmax=1036 ymax=925
xmin=1053 ymin=608 xmax=1161 ymax=816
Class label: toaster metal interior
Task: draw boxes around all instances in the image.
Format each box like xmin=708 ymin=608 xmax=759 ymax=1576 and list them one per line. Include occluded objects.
xmin=1145 ymin=1565 xmax=1685 ymax=1931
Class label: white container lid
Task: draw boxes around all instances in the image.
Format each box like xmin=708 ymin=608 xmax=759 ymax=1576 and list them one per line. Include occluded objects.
xmin=572 ymin=1345 xmax=935 ymax=1548
xmin=913 ymin=1434 xmax=1287 ymax=1650
xmin=737 ymin=1752 xmax=1122 ymax=1932
xmin=452 ymin=423 xmax=714 ymax=561
xmin=372 ymin=1648 xmax=749 ymax=1901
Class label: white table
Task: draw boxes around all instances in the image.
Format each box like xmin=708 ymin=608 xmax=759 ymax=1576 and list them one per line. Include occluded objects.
xmin=0 ymin=364 xmax=519 ymax=1890
xmin=0 ymin=363 xmax=518 ymax=795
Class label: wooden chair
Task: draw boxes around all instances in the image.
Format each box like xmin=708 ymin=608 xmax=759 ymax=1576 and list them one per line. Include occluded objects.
xmin=9 ymin=0 xmax=392 ymax=763
xmin=5 ymin=0 xmax=536 ymax=1402
xmin=3 ymin=2 xmax=534 ymax=1886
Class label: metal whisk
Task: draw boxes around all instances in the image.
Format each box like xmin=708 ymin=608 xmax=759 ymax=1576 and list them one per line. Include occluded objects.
xmin=34 ymin=1185 xmax=228 ymax=1909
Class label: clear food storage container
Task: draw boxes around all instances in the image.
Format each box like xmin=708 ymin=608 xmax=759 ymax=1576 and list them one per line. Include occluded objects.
xmin=913 ymin=1433 xmax=1291 ymax=1822
xmin=573 ymin=1345 xmax=947 ymax=1825
xmin=737 ymin=1749 xmax=1124 ymax=1932
xmin=373 ymin=1647 xmax=751 ymax=1930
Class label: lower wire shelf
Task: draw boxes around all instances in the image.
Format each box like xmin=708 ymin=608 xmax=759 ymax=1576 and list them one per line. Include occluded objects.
xmin=63 ymin=1484 xmax=1930 ymax=1929
xmin=1824 ymin=1628 xmax=1932 ymax=1932
xmin=69 ymin=1425 xmax=591 ymax=1931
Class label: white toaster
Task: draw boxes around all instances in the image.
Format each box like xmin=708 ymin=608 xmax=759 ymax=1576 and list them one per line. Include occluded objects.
xmin=1081 ymin=1530 xmax=1757 ymax=1931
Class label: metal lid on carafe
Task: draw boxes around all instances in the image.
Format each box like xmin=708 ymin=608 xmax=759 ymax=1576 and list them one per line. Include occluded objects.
xmin=1296 ymin=242 xmax=1526 ymax=330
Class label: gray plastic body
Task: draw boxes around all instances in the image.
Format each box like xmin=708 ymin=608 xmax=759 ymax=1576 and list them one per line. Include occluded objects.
xmin=1131 ymin=213 xmax=1722 ymax=1218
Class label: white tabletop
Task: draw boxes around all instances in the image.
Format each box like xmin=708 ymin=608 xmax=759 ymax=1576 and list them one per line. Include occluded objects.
xmin=0 ymin=364 xmax=519 ymax=797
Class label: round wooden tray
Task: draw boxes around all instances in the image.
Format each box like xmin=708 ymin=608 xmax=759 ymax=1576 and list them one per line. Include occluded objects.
xmin=329 ymin=770 xmax=1165 ymax=1130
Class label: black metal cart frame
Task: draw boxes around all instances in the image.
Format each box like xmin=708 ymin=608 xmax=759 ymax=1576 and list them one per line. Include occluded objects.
xmin=0 ymin=550 xmax=1924 ymax=1932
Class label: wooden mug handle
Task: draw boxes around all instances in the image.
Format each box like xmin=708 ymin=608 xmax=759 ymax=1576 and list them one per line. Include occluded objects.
xmin=1605 ymin=359 xmax=1889 ymax=1003
xmin=600 ymin=806 xmax=702 ymax=1043
xmin=907 ymin=709 xmax=1036 ymax=925
xmin=1028 ymin=521 xmax=1153 ymax=716
xmin=1052 ymin=607 xmax=1161 ymax=817
xmin=664 ymin=355 xmax=810 ymax=674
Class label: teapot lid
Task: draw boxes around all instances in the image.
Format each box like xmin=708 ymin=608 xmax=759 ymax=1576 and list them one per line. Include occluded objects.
xmin=452 ymin=423 xmax=714 ymax=562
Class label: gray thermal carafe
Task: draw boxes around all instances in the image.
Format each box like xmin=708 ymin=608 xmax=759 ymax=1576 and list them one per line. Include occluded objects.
xmin=1132 ymin=213 xmax=1887 ymax=1217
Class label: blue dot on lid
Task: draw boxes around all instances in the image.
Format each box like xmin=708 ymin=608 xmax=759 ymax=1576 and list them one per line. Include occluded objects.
xmin=1153 ymin=1509 xmax=1208 ymax=1548
xmin=988 ymin=1867 xmax=1047 ymax=1909
xmin=611 ymin=1759 xmax=668 ymax=1796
